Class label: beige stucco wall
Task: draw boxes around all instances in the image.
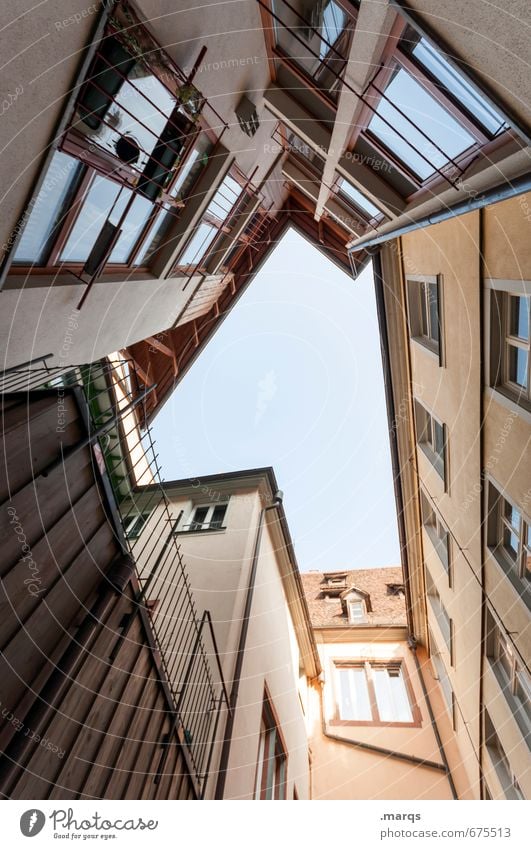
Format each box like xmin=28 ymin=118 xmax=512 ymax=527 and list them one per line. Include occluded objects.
xmin=400 ymin=212 xmax=483 ymax=796
xmin=132 ymin=479 xmax=311 ymax=799
xmin=309 ymin=636 xmax=453 ymax=800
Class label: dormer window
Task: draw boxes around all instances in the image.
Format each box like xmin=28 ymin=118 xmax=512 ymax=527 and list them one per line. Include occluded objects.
xmin=347 ymin=599 xmax=365 ymax=624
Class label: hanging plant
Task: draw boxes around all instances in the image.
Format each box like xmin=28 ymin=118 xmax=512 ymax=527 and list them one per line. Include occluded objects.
xmin=177 ymin=84 xmax=204 ymax=120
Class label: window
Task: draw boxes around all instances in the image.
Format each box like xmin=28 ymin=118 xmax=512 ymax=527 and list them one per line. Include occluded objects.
xmin=489 ymin=286 xmax=531 ymax=412
xmin=124 ymin=511 xmax=151 ymax=540
xmin=182 ymin=503 xmax=228 ymax=532
xmin=486 ymin=610 xmax=531 ymax=745
xmin=426 ymin=568 xmax=452 ymax=658
xmin=176 ymin=171 xmax=245 ymax=269
xmin=406 ymin=275 xmax=444 ymax=360
xmin=405 ymin=35 xmax=507 ymax=138
xmin=484 ymin=712 xmax=524 ymax=799
xmin=338 ymin=178 xmax=382 ymax=221
xmin=414 ymin=399 xmax=447 ymax=484
xmin=487 ymin=482 xmax=531 ymax=598
xmin=270 ymin=0 xmax=356 ymax=101
xmin=334 ymin=661 xmax=416 ymax=725
xmin=347 ymin=599 xmax=365 ymax=623
xmin=367 ymin=67 xmax=475 ymax=181
xmin=429 ymin=628 xmax=454 ymax=723
xmin=254 ymin=692 xmax=287 ymax=799
xmin=420 ymin=490 xmax=450 ymax=577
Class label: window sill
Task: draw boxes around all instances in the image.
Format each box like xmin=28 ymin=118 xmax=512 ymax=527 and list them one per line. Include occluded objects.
xmin=487 ymin=546 xmax=531 ymax=611
xmin=174 ymin=525 xmax=227 ymax=536
xmin=411 ymin=336 xmax=441 ymax=364
xmin=485 ymin=386 xmax=531 ymax=425
xmin=329 ymin=718 xmax=420 ymax=729
xmin=488 ymin=660 xmax=531 ymax=747
xmin=418 ymin=443 xmax=446 ymax=489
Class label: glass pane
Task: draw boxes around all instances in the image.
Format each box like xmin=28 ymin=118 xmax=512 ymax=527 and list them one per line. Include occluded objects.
xmin=190 ymin=506 xmax=208 ymax=529
xmin=339 ymin=179 xmax=380 ymax=218
xmin=210 ymin=504 xmax=227 ymax=529
xmin=338 ymin=668 xmax=372 ymax=720
xmin=508 ymin=345 xmax=528 ymax=388
xmin=348 ymin=600 xmax=364 ymax=622
xmin=206 ymin=174 xmax=242 ymax=220
xmin=428 ymin=281 xmax=439 ymax=343
xmin=514 ymin=667 xmax=531 ymax=727
xmin=495 ymin=632 xmax=513 ymax=683
xmin=60 ymin=176 xmax=131 ymax=262
xmin=502 ymin=526 xmax=519 ymax=560
xmin=88 ymin=74 xmax=177 ymax=170
xmin=178 ymin=221 xmax=216 ymax=266
xmin=320 ymin=1 xmax=347 ymax=60
xmin=433 ymin=420 xmax=445 ymax=459
xmin=504 ymin=501 xmax=521 ymax=532
xmin=411 ymin=39 xmax=507 ymax=135
xmin=108 ymin=194 xmax=153 ymax=263
xmin=368 ymin=69 xmax=475 ymax=180
xmin=14 ymin=151 xmax=82 ymax=264
xmin=510 ymin=296 xmax=530 ymax=341
xmin=373 ymin=667 xmax=413 ymax=723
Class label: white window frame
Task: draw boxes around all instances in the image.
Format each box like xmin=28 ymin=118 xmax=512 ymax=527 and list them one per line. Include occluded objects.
xmin=347 ymin=598 xmax=366 ymax=624
xmin=333 ymin=660 xmax=417 ymax=726
xmin=182 ymin=501 xmax=229 ymax=532
xmin=406 ymin=274 xmax=445 ymax=364
xmin=425 ymin=567 xmax=453 ymax=662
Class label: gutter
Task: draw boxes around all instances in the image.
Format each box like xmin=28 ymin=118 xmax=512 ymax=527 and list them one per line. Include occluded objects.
xmin=372 ymin=250 xmax=415 ymax=635
xmin=349 ymin=172 xmax=531 ymax=255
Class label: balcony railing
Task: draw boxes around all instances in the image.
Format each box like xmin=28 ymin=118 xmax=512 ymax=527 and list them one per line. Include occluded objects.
xmin=0 ymin=355 xmax=231 ymax=797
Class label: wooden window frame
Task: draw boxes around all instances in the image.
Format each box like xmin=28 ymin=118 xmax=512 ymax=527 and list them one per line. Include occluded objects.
xmin=330 ymin=658 xmax=421 ymax=728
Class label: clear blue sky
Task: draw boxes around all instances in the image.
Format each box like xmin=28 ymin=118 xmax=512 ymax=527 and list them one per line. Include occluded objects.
xmin=152 ymin=228 xmax=400 ymax=571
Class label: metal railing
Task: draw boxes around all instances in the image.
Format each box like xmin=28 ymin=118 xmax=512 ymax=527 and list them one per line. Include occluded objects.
xmin=0 ymin=355 xmax=231 ymax=797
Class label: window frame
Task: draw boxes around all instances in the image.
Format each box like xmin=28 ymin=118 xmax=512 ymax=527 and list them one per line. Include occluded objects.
xmin=425 ymin=567 xmax=453 ymax=662
xmin=179 ymin=501 xmax=229 ymax=533
xmin=331 ymin=658 xmax=420 ymax=727
xmin=486 ymin=480 xmax=531 ymax=607
xmin=254 ymin=689 xmax=288 ymax=800
xmin=429 ymin=627 xmax=455 ymax=727
xmin=488 ymin=281 xmax=531 ymax=414
xmin=414 ymin=398 xmax=448 ymax=488
xmin=485 ymin=609 xmax=531 ymax=748
xmin=420 ymin=489 xmax=451 ymax=583
xmin=124 ymin=510 xmax=152 ymax=540
xmin=406 ymin=274 xmax=445 ymax=364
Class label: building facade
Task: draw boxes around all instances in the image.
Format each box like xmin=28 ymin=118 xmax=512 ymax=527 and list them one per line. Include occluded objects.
xmin=130 ymin=467 xmax=320 ymax=800
xmin=303 ymin=568 xmax=456 ymax=799
xmin=366 ymin=193 xmax=531 ymax=799
xmin=0 ymin=0 xmax=529 ymax=425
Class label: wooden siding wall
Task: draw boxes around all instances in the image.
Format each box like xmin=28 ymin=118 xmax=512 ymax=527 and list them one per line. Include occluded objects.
xmin=0 ymin=390 xmax=195 ymax=799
